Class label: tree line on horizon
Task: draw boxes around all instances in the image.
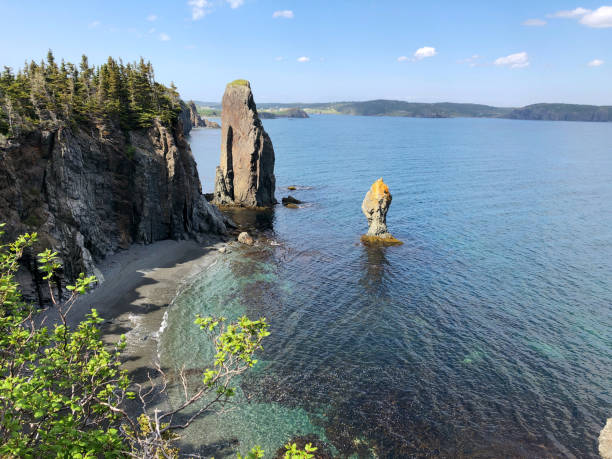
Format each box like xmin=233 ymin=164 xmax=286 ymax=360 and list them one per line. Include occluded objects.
xmin=0 ymin=50 xmax=182 ymax=137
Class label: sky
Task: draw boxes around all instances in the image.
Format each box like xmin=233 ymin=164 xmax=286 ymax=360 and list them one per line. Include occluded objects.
xmin=1 ymin=0 xmax=611 ymax=107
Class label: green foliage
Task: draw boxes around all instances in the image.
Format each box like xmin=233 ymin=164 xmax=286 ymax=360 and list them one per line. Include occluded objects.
xmin=284 ymin=442 xmax=318 ymax=459
xmin=0 ymin=50 xmax=183 ymax=137
xmin=0 ymin=229 xmax=131 ymax=457
xmin=0 ymin=224 xmax=278 ymax=457
xmin=237 ymin=445 xmax=265 ymax=459
xmin=126 ymin=144 xmax=137 ymax=160
xmin=228 ymin=79 xmax=250 ymax=87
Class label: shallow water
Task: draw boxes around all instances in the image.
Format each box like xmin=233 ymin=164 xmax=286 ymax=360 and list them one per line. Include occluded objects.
xmin=164 ymin=117 xmax=612 ymax=457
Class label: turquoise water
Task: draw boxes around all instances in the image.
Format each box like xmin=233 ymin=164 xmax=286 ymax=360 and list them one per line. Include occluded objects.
xmin=166 ymin=116 xmax=612 ymax=457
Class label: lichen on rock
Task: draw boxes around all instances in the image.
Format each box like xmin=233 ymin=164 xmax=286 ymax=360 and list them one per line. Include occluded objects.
xmin=361 ymin=178 xmax=402 ymax=245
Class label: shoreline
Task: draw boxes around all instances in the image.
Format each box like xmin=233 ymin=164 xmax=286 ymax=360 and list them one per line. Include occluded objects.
xmin=62 ymin=238 xmax=226 ymax=375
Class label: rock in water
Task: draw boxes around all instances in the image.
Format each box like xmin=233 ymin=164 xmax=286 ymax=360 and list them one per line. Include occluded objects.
xmin=361 ymin=178 xmax=402 ymax=245
xmin=237 ymin=232 xmax=255 ymax=246
xmin=282 ymin=195 xmax=302 ymax=205
xmin=213 ymin=80 xmax=276 ymax=207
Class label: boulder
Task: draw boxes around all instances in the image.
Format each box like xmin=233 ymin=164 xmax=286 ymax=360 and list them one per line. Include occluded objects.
xmin=361 ymin=178 xmax=402 ymax=245
xmin=213 ymin=80 xmax=276 ymax=207
xmin=237 ymin=232 xmax=255 ymax=246
xmin=282 ymin=195 xmax=302 ymax=205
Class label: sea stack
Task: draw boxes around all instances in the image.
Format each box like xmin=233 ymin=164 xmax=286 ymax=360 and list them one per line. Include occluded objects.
xmin=213 ymin=80 xmax=276 ymax=207
xmin=361 ymin=178 xmax=402 ymax=245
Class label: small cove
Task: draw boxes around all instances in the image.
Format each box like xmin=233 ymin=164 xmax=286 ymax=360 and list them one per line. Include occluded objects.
xmin=160 ymin=116 xmax=612 ymax=457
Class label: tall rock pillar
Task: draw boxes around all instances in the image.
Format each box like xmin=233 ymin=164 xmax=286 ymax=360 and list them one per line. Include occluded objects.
xmin=213 ymin=80 xmax=276 ymax=207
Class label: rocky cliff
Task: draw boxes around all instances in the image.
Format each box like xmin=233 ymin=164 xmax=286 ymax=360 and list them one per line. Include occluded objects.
xmin=0 ymin=117 xmax=226 ymax=303
xmin=185 ymin=101 xmax=221 ymax=129
xmin=213 ymin=80 xmax=276 ymax=207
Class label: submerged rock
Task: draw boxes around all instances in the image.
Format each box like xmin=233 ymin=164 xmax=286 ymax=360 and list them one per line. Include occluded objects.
xmin=361 ymin=178 xmax=402 ymax=245
xmin=237 ymin=231 xmax=255 ymax=246
xmin=213 ymin=80 xmax=276 ymax=207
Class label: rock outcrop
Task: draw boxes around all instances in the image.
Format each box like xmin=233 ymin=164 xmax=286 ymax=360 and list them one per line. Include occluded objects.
xmin=0 ymin=117 xmax=226 ymax=304
xmin=361 ymin=178 xmax=402 ymax=245
xmin=282 ymin=196 xmax=302 ymax=206
xmin=185 ymin=101 xmax=220 ymax=129
xmin=213 ymin=80 xmax=276 ymax=207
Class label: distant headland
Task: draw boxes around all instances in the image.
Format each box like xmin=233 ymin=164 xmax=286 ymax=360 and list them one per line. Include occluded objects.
xmin=195 ymin=100 xmax=612 ymax=123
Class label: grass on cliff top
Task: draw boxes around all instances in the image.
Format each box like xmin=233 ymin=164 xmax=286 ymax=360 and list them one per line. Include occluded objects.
xmin=228 ymin=79 xmax=250 ymax=88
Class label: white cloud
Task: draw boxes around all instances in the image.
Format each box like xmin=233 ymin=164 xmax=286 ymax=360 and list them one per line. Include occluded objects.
xmin=297 ymin=56 xmax=310 ymax=62
xmin=414 ymin=46 xmax=437 ymax=60
xmin=548 ymin=6 xmax=612 ymax=28
xmin=189 ymin=0 xmax=213 ymax=20
xmin=88 ymin=20 xmax=100 ymax=28
xmin=273 ymin=10 xmax=294 ymax=19
xmin=580 ymin=6 xmax=612 ymax=27
xmin=522 ymin=18 xmax=547 ymax=26
xmin=159 ymin=33 xmax=171 ymax=41
xmin=275 ymin=56 xmax=285 ymax=61
xmin=494 ymin=52 xmax=529 ymax=68
xmin=147 ymin=14 xmax=157 ymax=21
xmin=550 ymin=7 xmax=591 ymax=18
xmin=226 ymin=0 xmax=244 ymax=8
xmin=397 ymin=56 xmax=409 ymax=62
xmin=588 ymin=59 xmax=605 ymax=66
xmin=458 ymin=54 xmax=482 ymax=67
xmin=148 ymin=27 xmax=156 ymax=34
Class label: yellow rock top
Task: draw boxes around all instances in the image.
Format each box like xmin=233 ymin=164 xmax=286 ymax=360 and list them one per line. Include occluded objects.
xmin=370 ymin=178 xmax=390 ymax=200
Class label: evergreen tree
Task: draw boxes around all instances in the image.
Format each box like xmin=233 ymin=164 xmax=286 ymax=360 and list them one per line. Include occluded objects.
xmin=0 ymin=51 xmax=185 ymax=137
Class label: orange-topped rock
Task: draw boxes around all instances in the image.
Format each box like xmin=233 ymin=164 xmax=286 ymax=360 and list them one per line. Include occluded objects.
xmin=361 ymin=178 xmax=402 ymax=245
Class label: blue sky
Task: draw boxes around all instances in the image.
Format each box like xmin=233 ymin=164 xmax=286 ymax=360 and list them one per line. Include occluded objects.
xmin=1 ymin=0 xmax=611 ymax=106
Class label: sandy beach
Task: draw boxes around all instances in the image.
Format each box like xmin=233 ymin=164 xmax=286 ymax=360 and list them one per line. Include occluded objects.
xmin=52 ymin=238 xmax=226 ymax=376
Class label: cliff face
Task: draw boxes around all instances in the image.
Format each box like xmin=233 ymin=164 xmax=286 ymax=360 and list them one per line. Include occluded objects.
xmin=213 ymin=80 xmax=276 ymax=207
xmin=0 ymin=118 xmax=226 ymax=303
xmin=184 ymin=101 xmax=221 ymax=129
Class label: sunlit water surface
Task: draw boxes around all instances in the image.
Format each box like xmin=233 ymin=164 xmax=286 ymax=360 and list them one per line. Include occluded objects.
xmin=160 ymin=116 xmax=612 ymax=457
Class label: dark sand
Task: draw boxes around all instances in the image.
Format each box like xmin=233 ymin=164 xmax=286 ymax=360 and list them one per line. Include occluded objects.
xmin=47 ymin=238 xmax=226 ymax=374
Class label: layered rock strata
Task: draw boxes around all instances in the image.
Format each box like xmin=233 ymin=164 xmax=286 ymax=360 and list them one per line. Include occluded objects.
xmin=213 ymin=80 xmax=276 ymax=207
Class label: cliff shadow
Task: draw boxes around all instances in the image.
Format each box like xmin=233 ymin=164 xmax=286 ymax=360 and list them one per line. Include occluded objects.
xmin=221 ymin=207 xmax=275 ymax=233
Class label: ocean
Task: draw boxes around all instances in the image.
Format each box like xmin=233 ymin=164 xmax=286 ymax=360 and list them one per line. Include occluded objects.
xmin=160 ymin=115 xmax=612 ymax=457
